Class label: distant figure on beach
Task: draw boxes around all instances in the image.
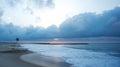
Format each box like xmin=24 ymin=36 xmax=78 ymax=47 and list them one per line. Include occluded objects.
xmin=15 ymin=37 xmax=20 ymax=47
xmin=16 ymin=38 xmax=19 ymax=42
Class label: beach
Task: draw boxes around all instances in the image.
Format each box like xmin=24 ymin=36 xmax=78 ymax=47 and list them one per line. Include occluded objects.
xmin=0 ymin=43 xmax=71 ymax=67
xmin=1 ymin=42 xmax=120 ymax=67
xmin=0 ymin=51 xmax=43 ymax=67
xmin=0 ymin=49 xmax=43 ymax=67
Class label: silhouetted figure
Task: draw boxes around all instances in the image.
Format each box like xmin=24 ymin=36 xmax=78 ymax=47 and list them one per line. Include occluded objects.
xmin=15 ymin=38 xmax=20 ymax=47
xmin=16 ymin=38 xmax=19 ymax=41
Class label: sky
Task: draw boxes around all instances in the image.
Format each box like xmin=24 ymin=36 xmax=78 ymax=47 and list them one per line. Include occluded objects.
xmin=0 ymin=0 xmax=120 ymax=41
xmin=0 ymin=0 xmax=120 ymax=28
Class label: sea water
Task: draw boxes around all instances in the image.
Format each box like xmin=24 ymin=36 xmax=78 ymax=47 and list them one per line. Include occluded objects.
xmin=21 ymin=44 xmax=120 ymax=67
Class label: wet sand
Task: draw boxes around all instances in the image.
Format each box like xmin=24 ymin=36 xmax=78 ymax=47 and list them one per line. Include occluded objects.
xmin=0 ymin=51 xmax=42 ymax=67
xmin=0 ymin=43 xmax=71 ymax=67
xmin=21 ymin=53 xmax=71 ymax=67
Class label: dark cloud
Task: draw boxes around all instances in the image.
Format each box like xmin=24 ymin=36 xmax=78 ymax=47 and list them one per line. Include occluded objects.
xmin=2 ymin=0 xmax=55 ymax=9
xmin=59 ymin=7 xmax=120 ymax=37
xmin=0 ymin=8 xmax=3 ymax=18
xmin=31 ymin=0 xmax=55 ymax=8
xmin=23 ymin=0 xmax=55 ymax=15
xmin=0 ymin=7 xmax=120 ymax=41
xmin=6 ymin=0 xmax=21 ymax=7
xmin=46 ymin=25 xmax=59 ymax=37
xmin=0 ymin=23 xmax=23 ymax=41
xmin=0 ymin=24 xmax=59 ymax=41
xmin=31 ymin=0 xmax=44 ymax=8
xmin=46 ymin=0 xmax=55 ymax=8
xmin=0 ymin=8 xmax=4 ymax=23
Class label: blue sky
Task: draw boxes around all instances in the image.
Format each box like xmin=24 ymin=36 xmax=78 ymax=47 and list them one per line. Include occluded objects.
xmin=0 ymin=0 xmax=120 ymax=28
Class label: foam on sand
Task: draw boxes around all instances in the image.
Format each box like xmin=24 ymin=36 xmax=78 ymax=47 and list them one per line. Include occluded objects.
xmin=22 ymin=44 xmax=120 ymax=67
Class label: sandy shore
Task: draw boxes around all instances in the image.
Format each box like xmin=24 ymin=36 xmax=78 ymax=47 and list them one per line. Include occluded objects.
xmin=0 ymin=51 xmax=42 ymax=67
xmin=0 ymin=43 xmax=71 ymax=67
xmin=21 ymin=53 xmax=71 ymax=67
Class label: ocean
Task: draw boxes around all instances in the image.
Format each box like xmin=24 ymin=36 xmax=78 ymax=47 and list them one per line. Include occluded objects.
xmin=21 ymin=43 xmax=120 ymax=67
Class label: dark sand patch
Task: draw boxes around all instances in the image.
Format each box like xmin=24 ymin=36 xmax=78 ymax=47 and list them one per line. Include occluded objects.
xmin=0 ymin=51 xmax=43 ymax=67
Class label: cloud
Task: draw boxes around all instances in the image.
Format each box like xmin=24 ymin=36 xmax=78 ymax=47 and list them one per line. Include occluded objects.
xmin=31 ymin=0 xmax=44 ymax=8
xmin=30 ymin=0 xmax=55 ymax=8
xmin=46 ymin=0 xmax=55 ymax=8
xmin=6 ymin=0 xmax=21 ymax=7
xmin=0 ymin=8 xmax=3 ymax=18
xmin=0 ymin=8 xmax=4 ymax=23
xmin=24 ymin=6 xmax=34 ymax=14
xmin=0 ymin=7 xmax=120 ymax=41
xmin=0 ymin=0 xmax=55 ymax=12
xmin=59 ymin=7 xmax=120 ymax=37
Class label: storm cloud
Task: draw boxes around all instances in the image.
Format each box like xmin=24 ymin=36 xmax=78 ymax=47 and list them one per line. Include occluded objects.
xmin=59 ymin=7 xmax=120 ymax=37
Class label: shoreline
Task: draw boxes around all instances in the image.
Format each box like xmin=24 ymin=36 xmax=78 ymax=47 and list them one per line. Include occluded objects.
xmin=0 ymin=43 xmax=71 ymax=67
xmin=0 ymin=51 xmax=71 ymax=67
xmin=1 ymin=41 xmax=120 ymax=45
xmin=21 ymin=53 xmax=71 ymax=67
xmin=1 ymin=42 xmax=120 ymax=67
